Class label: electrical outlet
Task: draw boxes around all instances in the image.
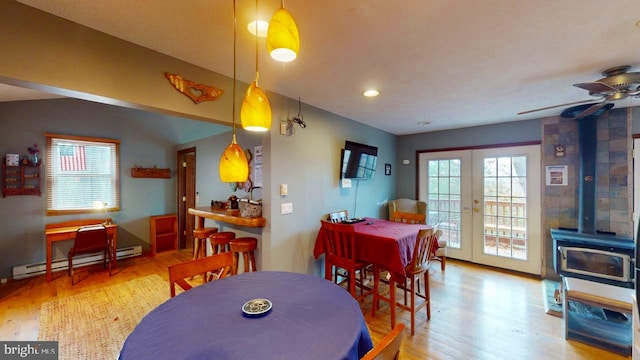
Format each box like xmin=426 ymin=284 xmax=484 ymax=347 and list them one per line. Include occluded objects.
xmin=0 ymin=278 xmax=7 ymax=284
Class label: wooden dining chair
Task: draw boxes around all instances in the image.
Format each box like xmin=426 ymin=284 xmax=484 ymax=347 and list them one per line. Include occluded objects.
xmin=68 ymin=224 xmax=114 ymax=285
xmin=320 ymin=220 xmax=372 ymax=301
xmin=168 ymin=252 xmax=233 ymax=297
xmin=371 ymin=228 xmax=435 ymax=335
xmin=390 ymin=211 xmax=426 ymax=224
xmin=327 ymin=209 xmax=349 ymax=223
xmin=361 ymin=323 xmax=405 ymax=360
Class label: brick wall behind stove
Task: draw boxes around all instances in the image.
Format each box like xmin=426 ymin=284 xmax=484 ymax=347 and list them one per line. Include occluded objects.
xmin=541 ymin=108 xmax=632 ymax=279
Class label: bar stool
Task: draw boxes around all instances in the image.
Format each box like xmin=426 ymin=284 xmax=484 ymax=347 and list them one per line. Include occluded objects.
xmin=209 ymin=231 xmax=236 ymax=254
xmin=229 ymin=237 xmax=258 ymax=275
xmin=192 ymin=227 xmax=218 ymax=260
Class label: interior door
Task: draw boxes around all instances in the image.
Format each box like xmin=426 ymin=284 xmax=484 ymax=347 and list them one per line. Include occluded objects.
xmin=418 ymin=144 xmax=541 ymax=274
xmin=177 ymin=148 xmax=196 ymax=250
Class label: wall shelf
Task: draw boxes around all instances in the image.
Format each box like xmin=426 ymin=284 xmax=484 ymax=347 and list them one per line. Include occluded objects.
xmin=131 ymin=167 xmax=170 ymax=179
xmin=2 ymin=161 xmax=41 ymax=197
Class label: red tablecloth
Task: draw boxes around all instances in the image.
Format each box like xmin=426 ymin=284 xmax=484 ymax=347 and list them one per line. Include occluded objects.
xmin=314 ymin=217 xmax=432 ymax=281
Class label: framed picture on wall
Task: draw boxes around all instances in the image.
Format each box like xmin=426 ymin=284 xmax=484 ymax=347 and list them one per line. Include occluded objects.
xmin=546 ymin=165 xmax=567 ymax=186
xmin=385 ymin=163 xmax=391 ymax=176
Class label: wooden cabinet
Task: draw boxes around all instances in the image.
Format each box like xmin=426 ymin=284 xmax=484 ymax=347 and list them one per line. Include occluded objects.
xmin=150 ymin=214 xmax=178 ymax=256
xmin=2 ymin=161 xmax=41 ymax=197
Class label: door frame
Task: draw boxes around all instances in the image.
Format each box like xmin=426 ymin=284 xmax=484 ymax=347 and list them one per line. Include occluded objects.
xmin=177 ymin=147 xmax=196 ymax=250
xmin=416 ymin=141 xmax=542 ymax=274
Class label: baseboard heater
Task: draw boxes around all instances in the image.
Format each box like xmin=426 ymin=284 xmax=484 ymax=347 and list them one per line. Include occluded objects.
xmin=12 ymin=245 xmax=142 ymax=280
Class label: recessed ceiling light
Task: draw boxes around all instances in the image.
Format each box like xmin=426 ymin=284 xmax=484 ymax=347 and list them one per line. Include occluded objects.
xmin=417 ymin=121 xmax=431 ymax=126
xmin=248 ymin=20 xmax=269 ymax=37
xmin=363 ymin=89 xmax=380 ymax=97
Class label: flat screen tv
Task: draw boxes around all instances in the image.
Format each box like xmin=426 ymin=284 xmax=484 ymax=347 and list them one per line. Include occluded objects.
xmin=340 ymin=140 xmax=378 ymax=179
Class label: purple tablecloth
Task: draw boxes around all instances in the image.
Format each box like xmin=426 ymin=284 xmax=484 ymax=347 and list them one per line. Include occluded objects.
xmin=119 ymin=271 xmax=373 ymax=360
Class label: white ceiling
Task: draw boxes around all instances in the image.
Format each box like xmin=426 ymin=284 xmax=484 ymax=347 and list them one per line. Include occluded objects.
xmin=11 ymin=0 xmax=640 ymax=135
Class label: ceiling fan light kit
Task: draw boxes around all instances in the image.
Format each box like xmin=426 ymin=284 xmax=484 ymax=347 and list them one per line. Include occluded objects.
xmin=519 ymin=65 xmax=640 ymax=119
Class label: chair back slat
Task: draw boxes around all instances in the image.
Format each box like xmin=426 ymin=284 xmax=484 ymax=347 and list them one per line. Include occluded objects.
xmin=361 ymin=323 xmax=405 ymax=360
xmin=407 ymin=228 xmax=435 ymax=274
xmin=321 ymin=220 xmax=357 ymax=266
xmin=168 ymin=252 xmax=234 ymax=297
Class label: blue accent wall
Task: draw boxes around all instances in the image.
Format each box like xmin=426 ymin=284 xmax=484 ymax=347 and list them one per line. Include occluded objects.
xmin=0 ymin=98 xmax=226 ymax=278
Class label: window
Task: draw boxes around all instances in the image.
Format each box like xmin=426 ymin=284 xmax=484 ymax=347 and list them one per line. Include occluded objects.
xmin=45 ymin=133 xmax=120 ymax=215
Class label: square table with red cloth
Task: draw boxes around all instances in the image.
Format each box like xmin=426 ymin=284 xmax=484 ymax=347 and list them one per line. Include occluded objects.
xmin=314 ymin=217 xmax=432 ymax=282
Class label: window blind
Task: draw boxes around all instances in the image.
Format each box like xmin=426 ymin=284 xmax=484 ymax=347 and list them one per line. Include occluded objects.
xmin=46 ymin=133 xmax=120 ymax=215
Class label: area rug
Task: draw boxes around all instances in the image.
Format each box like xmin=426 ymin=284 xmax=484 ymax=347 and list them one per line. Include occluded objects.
xmin=38 ymin=274 xmax=170 ymax=360
xmin=542 ymin=279 xmax=562 ymax=317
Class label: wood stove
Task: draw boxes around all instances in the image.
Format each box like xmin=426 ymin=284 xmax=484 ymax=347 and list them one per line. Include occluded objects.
xmin=552 ymin=228 xmax=634 ymax=288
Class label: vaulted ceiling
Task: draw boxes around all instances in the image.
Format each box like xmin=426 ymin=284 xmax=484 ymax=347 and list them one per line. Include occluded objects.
xmin=10 ymin=0 xmax=640 ymax=135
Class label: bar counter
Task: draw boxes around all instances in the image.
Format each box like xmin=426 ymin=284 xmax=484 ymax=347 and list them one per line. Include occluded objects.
xmin=188 ymin=206 xmax=266 ymax=228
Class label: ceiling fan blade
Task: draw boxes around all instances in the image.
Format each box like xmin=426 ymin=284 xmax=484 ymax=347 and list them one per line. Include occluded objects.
xmin=517 ymin=98 xmax=601 ymax=115
xmin=573 ymin=102 xmax=610 ymax=119
xmin=573 ymin=81 xmax=618 ymax=94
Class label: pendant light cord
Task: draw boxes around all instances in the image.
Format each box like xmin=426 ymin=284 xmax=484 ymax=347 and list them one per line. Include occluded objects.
xmin=232 ymin=0 xmax=237 ymax=140
xmin=255 ymin=0 xmax=259 ymax=85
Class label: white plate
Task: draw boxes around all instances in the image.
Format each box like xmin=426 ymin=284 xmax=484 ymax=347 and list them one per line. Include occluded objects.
xmin=242 ymin=298 xmax=272 ymax=317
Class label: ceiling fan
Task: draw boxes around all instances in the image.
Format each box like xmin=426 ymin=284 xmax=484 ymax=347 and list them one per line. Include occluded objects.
xmin=518 ymin=65 xmax=640 ymax=119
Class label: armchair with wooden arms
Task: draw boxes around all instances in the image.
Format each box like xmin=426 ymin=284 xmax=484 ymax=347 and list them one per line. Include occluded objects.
xmin=388 ymin=199 xmax=427 ymax=222
xmin=432 ymin=227 xmax=447 ymax=271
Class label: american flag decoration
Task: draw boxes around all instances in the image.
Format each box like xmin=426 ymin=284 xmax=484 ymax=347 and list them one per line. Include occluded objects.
xmin=60 ymin=145 xmax=86 ymax=171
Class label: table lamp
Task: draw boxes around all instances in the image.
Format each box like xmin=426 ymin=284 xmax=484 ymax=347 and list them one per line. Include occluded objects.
xmin=92 ymin=200 xmax=110 ymax=225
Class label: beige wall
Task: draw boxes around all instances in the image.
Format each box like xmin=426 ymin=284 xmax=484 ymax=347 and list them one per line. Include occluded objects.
xmin=0 ymin=1 xmax=232 ymax=126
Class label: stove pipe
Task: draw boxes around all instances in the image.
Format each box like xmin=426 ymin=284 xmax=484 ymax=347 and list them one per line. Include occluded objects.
xmin=577 ymin=117 xmax=596 ymax=234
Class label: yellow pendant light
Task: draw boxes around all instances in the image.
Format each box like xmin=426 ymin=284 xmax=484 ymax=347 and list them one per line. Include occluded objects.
xmin=219 ymin=0 xmax=248 ymax=182
xmin=241 ymin=0 xmax=272 ymax=132
xmin=266 ymin=0 xmax=299 ymax=63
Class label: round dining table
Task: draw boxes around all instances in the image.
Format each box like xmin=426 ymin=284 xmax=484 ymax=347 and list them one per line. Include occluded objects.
xmin=119 ymin=271 xmax=373 ymax=360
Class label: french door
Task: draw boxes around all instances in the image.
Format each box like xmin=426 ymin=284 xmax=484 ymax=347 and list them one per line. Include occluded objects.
xmin=418 ymin=145 xmax=541 ymax=274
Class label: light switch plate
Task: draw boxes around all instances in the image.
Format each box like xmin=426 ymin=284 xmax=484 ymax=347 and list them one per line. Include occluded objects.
xmin=281 ymin=203 xmax=293 ymax=214
xmin=280 ymin=184 xmax=288 ymax=196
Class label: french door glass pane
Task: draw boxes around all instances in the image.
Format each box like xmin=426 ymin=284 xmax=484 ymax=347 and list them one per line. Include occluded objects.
xmin=482 ymin=156 xmax=528 ymax=260
xmin=427 ymin=159 xmax=461 ymax=249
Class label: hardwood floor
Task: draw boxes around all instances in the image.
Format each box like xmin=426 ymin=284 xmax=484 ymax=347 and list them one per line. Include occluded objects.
xmin=0 ymin=251 xmax=628 ymax=359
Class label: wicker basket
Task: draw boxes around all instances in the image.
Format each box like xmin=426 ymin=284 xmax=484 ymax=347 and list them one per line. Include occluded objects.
xmin=239 ymin=186 xmax=262 ymax=218
xmin=239 ymin=199 xmax=262 ymax=218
